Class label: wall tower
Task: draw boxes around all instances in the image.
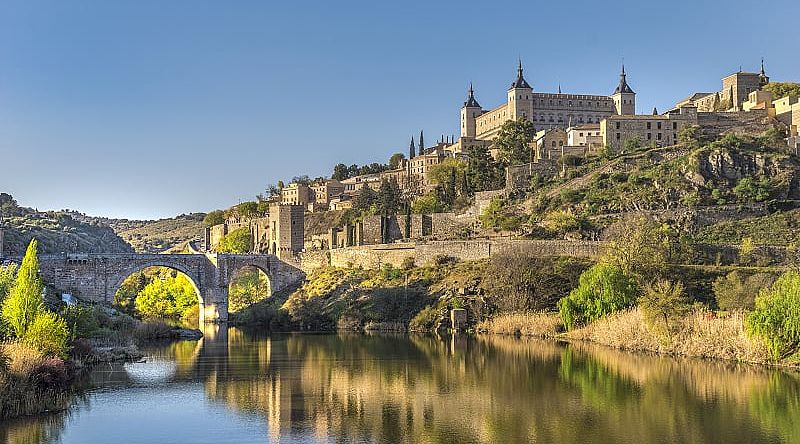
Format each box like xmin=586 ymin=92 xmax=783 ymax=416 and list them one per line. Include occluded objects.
xmin=507 ymin=61 xmax=534 ymax=121
xmin=612 ymin=64 xmax=636 ymax=115
xmin=460 ymin=83 xmax=481 ymax=138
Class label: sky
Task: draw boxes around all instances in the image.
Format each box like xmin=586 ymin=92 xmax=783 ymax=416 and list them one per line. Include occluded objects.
xmin=1 ymin=0 xmax=798 ymax=220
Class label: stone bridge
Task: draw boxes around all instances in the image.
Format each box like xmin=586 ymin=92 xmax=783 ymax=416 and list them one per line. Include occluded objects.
xmin=37 ymin=251 xmax=305 ymax=325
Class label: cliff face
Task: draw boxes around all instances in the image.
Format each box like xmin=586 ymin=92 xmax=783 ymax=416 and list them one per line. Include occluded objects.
xmin=688 ymin=148 xmax=800 ymax=199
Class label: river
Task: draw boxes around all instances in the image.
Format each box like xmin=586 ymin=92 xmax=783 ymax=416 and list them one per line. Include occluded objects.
xmin=2 ymin=327 xmax=799 ymax=444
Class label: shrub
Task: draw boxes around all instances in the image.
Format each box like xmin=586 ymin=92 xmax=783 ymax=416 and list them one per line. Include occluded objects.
xmin=60 ymin=305 xmax=101 ymax=341
xmin=557 ymin=263 xmax=637 ymax=331
xmin=135 ymin=274 xmax=198 ymax=319
xmin=739 ymin=237 xmax=755 ymax=265
xmin=216 ymin=227 xmax=253 ymax=253
xmin=133 ymin=319 xmax=173 ymax=341
xmin=542 ymin=210 xmax=581 ymax=236
xmin=639 ymin=280 xmax=690 ymax=338
xmin=400 ymin=256 xmax=415 ymax=270
xmin=746 ymin=271 xmax=800 ymax=360
xmin=23 ymin=311 xmax=70 ymax=358
xmin=380 ymin=263 xmax=404 ymax=281
xmin=408 ymin=305 xmax=440 ymax=332
xmin=713 ymin=271 xmax=775 ymax=311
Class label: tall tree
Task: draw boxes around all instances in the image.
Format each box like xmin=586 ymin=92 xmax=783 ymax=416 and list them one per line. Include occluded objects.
xmin=376 ymin=178 xmax=402 ymax=215
xmin=494 ymin=118 xmax=536 ymax=166
xmin=1 ymin=239 xmax=44 ymax=338
xmin=389 ymin=153 xmax=406 ymax=169
xmin=466 ymin=145 xmax=503 ymax=192
xmin=332 ymin=163 xmax=349 ymax=181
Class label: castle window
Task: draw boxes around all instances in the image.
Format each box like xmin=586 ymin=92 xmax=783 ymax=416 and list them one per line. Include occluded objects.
xmin=647 ymin=133 xmax=652 ymax=140
xmin=657 ymin=122 xmax=662 ymax=130
xmin=552 ymin=141 xmax=556 ymax=147
xmin=615 ymin=122 xmax=620 ymax=129
xmin=616 ymin=133 xmax=621 ymax=140
xmin=657 ymin=133 xmax=662 ymax=140
xmin=647 ymin=122 xmax=652 ymax=129
xmin=579 ymin=132 xmax=584 ymax=137
xmin=672 ymin=122 xmax=677 ymax=130
xmin=569 ymin=101 xmax=573 ymax=106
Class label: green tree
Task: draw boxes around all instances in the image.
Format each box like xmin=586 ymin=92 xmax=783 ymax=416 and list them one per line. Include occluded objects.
xmin=1 ymin=239 xmax=44 ymax=338
xmin=763 ymin=82 xmax=800 ymax=100
xmin=494 ymin=118 xmax=536 ymax=166
xmin=216 ymin=227 xmax=253 ymax=253
xmin=411 ymin=192 xmax=445 ymax=214
xmin=24 ymin=311 xmax=69 ymax=358
xmin=388 ymin=153 xmax=406 ymax=169
xmin=332 ymin=163 xmax=350 ymax=180
xmin=466 ymin=145 xmax=503 ymax=192
xmin=746 ymin=270 xmax=800 ymax=360
xmin=0 ymin=263 xmax=17 ymax=303
xmin=376 ymin=178 xmax=402 ymax=215
xmin=203 ymin=210 xmax=226 ymax=227
xmin=602 ymin=215 xmax=681 ymax=279
xmin=623 ymin=136 xmax=642 ymax=152
xmin=479 ymin=196 xmax=524 ymax=231
xmin=733 ymin=177 xmax=773 ymax=202
xmin=639 ymin=280 xmax=690 ymax=339
xmin=135 ymin=274 xmax=198 ymax=319
xmin=713 ymin=271 xmax=775 ymax=311
xmin=229 ymin=268 xmax=271 ymax=313
xmin=235 ymin=201 xmax=259 ymax=219
xmin=557 ymin=263 xmax=637 ymax=331
xmin=353 ymin=186 xmax=378 ymax=213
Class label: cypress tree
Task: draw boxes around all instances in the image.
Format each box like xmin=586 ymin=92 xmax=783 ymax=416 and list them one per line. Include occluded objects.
xmin=2 ymin=239 xmax=44 ymax=338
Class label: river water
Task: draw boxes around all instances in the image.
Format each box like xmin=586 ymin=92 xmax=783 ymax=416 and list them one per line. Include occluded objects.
xmin=2 ymin=327 xmax=799 ymax=444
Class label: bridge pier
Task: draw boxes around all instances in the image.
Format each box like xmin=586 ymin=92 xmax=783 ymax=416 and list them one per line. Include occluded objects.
xmin=199 ymin=288 xmax=228 ymax=325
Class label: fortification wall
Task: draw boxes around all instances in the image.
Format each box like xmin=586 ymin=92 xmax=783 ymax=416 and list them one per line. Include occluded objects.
xmin=506 ymin=162 xmax=559 ymax=192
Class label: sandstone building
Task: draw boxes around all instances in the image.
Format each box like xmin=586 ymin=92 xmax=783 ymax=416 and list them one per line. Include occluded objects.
xmin=206 ymin=203 xmax=304 ymax=259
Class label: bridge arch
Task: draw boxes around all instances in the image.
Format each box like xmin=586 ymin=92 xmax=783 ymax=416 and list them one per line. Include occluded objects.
xmin=108 ymin=260 xmax=205 ymax=306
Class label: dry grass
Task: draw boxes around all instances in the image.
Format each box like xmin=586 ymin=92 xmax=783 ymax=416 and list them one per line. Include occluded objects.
xmin=0 ymin=341 xmax=74 ymax=418
xmin=566 ymin=307 xmax=771 ymax=363
xmin=476 ymin=312 xmax=563 ymax=338
xmin=133 ymin=319 xmax=174 ymax=341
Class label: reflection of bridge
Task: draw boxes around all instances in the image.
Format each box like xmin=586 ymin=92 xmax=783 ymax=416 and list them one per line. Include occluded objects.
xmin=37 ymin=251 xmax=304 ymax=324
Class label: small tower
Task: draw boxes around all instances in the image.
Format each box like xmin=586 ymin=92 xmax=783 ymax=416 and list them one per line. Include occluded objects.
xmin=507 ymin=60 xmax=534 ymax=122
xmin=759 ymin=58 xmax=770 ymax=88
xmin=461 ymin=83 xmax=482 ymax=138
xmin=612 ymin=64 xmax=636 ymax=115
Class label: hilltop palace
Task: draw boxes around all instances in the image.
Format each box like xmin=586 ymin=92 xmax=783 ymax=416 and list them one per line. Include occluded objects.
xmin=254 ymin=60 xmax=800 ymax=215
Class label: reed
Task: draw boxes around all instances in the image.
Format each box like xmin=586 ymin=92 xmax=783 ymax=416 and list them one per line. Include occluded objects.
xmin=476 ymin=312 xmax=562 ymax=338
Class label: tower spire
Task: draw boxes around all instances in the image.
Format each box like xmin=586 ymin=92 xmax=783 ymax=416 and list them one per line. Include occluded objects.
xmin=558 ymin=83 xmax=562 ymax=94
xmin=464 ymin=82 xmax=481 ymax=108
xmin=510 ymin=59 xmax=531 ymax=90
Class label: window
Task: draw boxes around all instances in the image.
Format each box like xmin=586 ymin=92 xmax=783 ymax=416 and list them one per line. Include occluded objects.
xmin=579 ymin=132 xmax=584 ymax=137
xmin=552 ymin=141 xmax=557 ymax=147
xmin=647 ymin=122 xmax=652 ymax=130
xmin=647 ymin=133 xmax=652 ymax=140
xmin=672 ymin=122 xmax=677 ymax=130
xmin=616 ymin=133 xmax=621 ymax=140
xmin=657 ymin=122 xmax=662 ymax=130
xmin=615 ymin=122 xmax=620 ymax=129
xmin=657 ymin=133 xmax=662 ymax=140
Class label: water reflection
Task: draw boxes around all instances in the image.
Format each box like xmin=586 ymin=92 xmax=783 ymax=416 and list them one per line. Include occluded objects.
xmin=1 ymin=328 xmax=799 ymax=443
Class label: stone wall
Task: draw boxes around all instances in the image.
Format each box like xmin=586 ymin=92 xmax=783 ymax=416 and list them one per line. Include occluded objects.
xmin=696 ymin=109 xmax=771 ymax=138
xmin=506 ymin=161 xmax=559 ymax=192
xmin=323 ymin=239 xmax=603 ymax=270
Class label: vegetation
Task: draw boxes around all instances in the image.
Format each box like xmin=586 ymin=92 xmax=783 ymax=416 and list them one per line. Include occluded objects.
xmin=203 ymin=210 xmax=226 ymax=226
xmin=215 ymin=227 xmax=253 ymax=253
xmin=638 ymin=280 xmax=690 ymax=339
xmin=762 ymin=82 xmax=800 ymax=101
xmin=494 ymin=118 xmax=536 ymax=166
xmin=479 ymin=196 xmax=524 ymax=231
xmin=557 ymin=263 xmax=637 ymax=331
xmin=695 ymin=209 xmax=800 ymax=247
xmin=746 ymin=271 xmax=800 ymax=360
xmin=135 ymin=273 xmax=198 ymax=320
xmin=713 ymin=271 xmax=775 ymax=311
xmin=228 ymin=268 xmax=271 ymax=313
xmin=331 ymin=162 xmax=389 ymax=181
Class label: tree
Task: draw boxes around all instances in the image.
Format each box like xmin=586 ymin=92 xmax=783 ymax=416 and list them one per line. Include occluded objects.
xmin=0 ymin=263 xmax=17 ymax=304
xmin=203 ymin=210 xmax=226 ymax=227
xmin=135 ymin=274 xmax=198 ymax=319
xmin=1 ymin=239 xmax=44 ymax=338
xmin=479 ymin=196 xmax=524 ymax=232
xmin=291 ymin=175 xmax=312 ymax=185
xmin=332 ymin=163 xmax=350 ymax=181
xmin=746 ymin=270 xmax=800 ymax=360
xmin=713 ymin=271 xmax=775 ymax=311
xmin=23 ymin=311 xmax=69 ymax=358
xmin=557 ymin=262 xmax=638 ymax=331
xmin=388 ymin=153 xmax=406 ymax=169
xmin=216 ymin=227 xmax=253 ymax=253
xmin=376 ymin=178 xmax=402 ymax=215
xmin=639 ymin=280 xmax=690 ymax=339
xmin=428 ymin=158 xmax=469 ymax=206
xmin=411 ymin=192 xmax=445 ymax=214
xmin=623 ymin=136 xmax=642 ymax=152
xmin=733 ymin=177 xmax=773 ymax=202
xmin=763 ymin=82 xmax=800 ymax=101
xmin=494 ymin=118 xmax=536 ymax=166
xmin=353 ymin=186 xmax=378 ymax=213
xmin=602 ymin=214 xmax=681 ymax=279
xmin=466 ymin=145 xmax=503 ymax=192
xmin=235 ymin=201 xmax=260 ymax=219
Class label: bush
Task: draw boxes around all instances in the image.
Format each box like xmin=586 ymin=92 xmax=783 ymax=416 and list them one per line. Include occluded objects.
xmin=23 ymin=312 xmax=70 ymax=358
xmin=638 ymin=280 xmax=690 ymax=338
xmin=380 ymin=263 xmax=404 ymax=281
xmin=133 ymin=319 xmax=173 ymax=341
xmin=135 ymin=274 xmax=198 ymax=319
xmin=216 ymin=227 xmax=253 ymax=253
xmin=400 ymin=257 xmax=415 ymax=270
xmin=557 ymin=263 xmax=637 ymax=331
xmin=713 ymin=271 xmax=775 ymax=311
xmin=746 ymin=271 xmax=800 ymax=360
xmin=60 ymin=305 xmax=101 ymax=341
xmin=408 ymin=305 xmax=440 ymax=332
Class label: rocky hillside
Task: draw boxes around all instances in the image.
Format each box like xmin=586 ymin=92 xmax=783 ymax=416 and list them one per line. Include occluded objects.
xmin=0 ymin=196 xmax=133 ymax=256
xmin=101 ymin=214 xmax=205 ymax=253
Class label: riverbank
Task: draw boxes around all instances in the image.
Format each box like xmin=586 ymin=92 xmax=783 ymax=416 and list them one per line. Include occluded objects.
xmin=476 ymin=308 xmax=782 ymax=367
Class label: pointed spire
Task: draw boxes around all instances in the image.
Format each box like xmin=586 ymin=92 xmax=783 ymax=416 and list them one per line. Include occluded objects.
xmin=419 ymin=130 xmax=424 ymax=154
xmin=558 ymin=83 xmax=562 ymax=94
xmin=409 ymin=136 xmax=416 ymax=159
xmin=510 ymin=59 xmax=531 ymax=90
xmin=760 ymin=58 xmax=765 ymax=75
xmin=652 ymin=107 xmax=658 ymax=115
xmin=464 ymin=82 xmax=481 ymax=108
xmin=613 ymin=63 xmax=634 ymax=95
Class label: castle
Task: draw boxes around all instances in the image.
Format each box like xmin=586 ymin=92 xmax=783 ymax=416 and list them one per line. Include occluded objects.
xmin=446 ymin=62 xmax=635 ymax=154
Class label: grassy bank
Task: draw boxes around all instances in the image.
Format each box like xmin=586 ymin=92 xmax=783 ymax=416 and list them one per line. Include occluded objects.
xmin=0 ymin=342 xmax=76 ymax=418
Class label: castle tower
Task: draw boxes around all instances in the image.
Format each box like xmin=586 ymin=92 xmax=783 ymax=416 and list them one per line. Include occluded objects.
xmin=507 ymin=60 xmax=534 ymax=121
xmin=759 ymin=58 xmax=770 ymax=88
xmin=612 ymin=64 xmax=635 ymax=115
xmin=460 ymin=83 xmax=481 ymax=138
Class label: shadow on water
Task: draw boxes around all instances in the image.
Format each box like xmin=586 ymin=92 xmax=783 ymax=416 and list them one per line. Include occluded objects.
xmin=2 ymin=327 xmax=799 ymax=443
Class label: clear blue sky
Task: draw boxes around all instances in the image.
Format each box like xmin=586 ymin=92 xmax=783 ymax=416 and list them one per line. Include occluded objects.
xmin=1 ymin=0 xmax=798 ymax=219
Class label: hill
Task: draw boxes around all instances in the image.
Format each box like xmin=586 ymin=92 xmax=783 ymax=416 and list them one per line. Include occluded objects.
xmin=109 ymin=214 xmax=205 ymax=253
xmin=0 ymin=194 xmax=133 ymax=256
